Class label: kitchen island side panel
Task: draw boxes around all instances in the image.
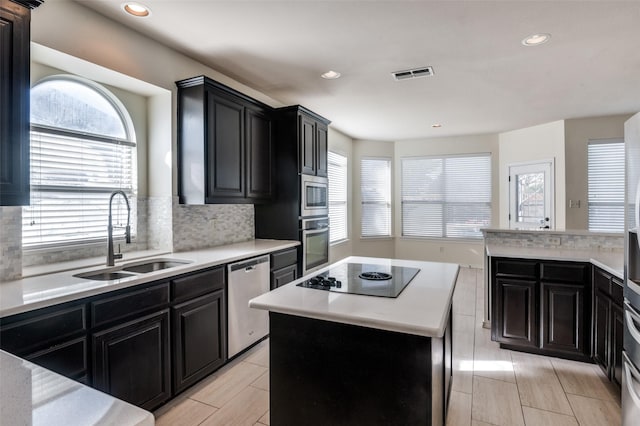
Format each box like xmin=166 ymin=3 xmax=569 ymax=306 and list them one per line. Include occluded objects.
xmin=269 ymin=312 xmax=443 ymax=425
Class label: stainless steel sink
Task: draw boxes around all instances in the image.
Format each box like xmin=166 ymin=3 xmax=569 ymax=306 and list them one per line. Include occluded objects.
xmin=74 ymin=271 xmax=136 ymax=281
xmin=122 ymin=259 xmax=191 ymax=273
xmin=73 ymin=258 xmax=192 ymax=281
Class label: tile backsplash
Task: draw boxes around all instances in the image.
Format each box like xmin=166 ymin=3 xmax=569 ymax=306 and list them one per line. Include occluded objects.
xmin=0 ymin=197 xmax=255 ymax=282
xmin=483 ymin=230 xmax=624 ymax=251
xmin=172 ymin=200 xmax=254 ymax=252
xmin=0 ymin=207 xmax=23 ymax=281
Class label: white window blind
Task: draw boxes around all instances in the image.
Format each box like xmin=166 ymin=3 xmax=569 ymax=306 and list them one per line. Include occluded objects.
xmin=23 ymin=77 xmax=137 ymax=248
xmin=361 ymin=157 xmax=391 ymax=237
xmin=401 ymin=154 xmax=491 ymax=239
xmin=328 ymin=152 xmax=348 ymax=243
xmin=588 ymin=140 xmax=624 ymax=232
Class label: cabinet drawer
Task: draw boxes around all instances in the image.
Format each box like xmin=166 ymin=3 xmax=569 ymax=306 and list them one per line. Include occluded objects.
xmin=26 ymin=336 xmax=88 ymax=380
xmin=541 ymin=262 xmax=589 ymax=284
xmin=91 ymin=282 xmax=169 ymax=328
xmin=271 ymin=248 xmax=298 ymax=270
xmin=0 ymin=304 xmax=87 ymax=355
xmin=272 ymin=264 xmax=298 ymax=289
xmin=494 ymin=258 xmax=537 ymax=278
xmin=612 ymin=277 xmax=624 ymax=305
xmin=172 ymin=266 xmax=225 ymax=303
xmin=594 ymin=268 xmax=612 ymax=295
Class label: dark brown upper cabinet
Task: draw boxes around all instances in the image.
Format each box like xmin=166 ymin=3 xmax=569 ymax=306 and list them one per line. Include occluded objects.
xmin=176 ymin=76 xmax=273 ymax=204
xmin=279 ymin=106 xmax=329 ymax=177
xmin=0 ymin=0 xmax=42 ymax=206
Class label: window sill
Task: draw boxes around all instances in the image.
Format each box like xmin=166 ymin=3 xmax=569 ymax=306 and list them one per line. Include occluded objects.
xmin=330 ymin=239 xmax=350 ymax=247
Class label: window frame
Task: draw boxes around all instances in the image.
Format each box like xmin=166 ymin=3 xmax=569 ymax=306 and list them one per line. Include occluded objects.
xmin=360 ymin=156 xmax=392 ymax=238
xmin=328 ymin=151 xmax=348 ymax=244
xmin=23 ymin=75 xmax=138 ymax=250
xmin=587 ymin=138 xmax=625 ymax=233
xmin=400 ymin=152 xmax=492 ymax=240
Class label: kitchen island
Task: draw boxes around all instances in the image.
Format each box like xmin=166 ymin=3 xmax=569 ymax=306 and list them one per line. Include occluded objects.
xmin=249 ymin=256 xmax=459 ymax=426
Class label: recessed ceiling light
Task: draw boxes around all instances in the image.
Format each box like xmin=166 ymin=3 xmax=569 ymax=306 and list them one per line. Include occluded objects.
xmin=431 ymin=123 xmax=442 ymax=128
xmin=522 ymin=33 xmax=551 ymax=46
xmin=321 ymin=70 xmax=341 ymax=80
xmin=122 ymin=2 xmax=151 ymax=17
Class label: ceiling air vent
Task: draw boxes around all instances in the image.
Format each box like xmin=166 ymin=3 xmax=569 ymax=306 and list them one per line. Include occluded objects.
xmin=392 ymin=66 xmax=434 ymax=81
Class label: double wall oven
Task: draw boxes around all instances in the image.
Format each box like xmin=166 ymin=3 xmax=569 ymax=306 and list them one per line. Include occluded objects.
xmin=299 ymin=175 xmax=329 ymax=274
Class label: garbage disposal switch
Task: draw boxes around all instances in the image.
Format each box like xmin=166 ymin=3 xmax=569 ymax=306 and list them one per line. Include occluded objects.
xmin=227 ymin=255 xmax=270 ymax=357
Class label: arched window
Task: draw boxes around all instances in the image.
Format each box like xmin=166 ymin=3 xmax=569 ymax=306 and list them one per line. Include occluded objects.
xmin=23 ymin=76 xmax=137 ymax=248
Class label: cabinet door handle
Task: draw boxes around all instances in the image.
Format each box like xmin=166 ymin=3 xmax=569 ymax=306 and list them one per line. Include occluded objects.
xmin=624 ymin=356 xmax=640 ymax=408
xmin=625 ymin=303 xmax=640 ymax=346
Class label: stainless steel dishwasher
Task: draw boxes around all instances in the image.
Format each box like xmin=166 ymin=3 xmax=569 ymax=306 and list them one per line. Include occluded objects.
xmin=227 ymin=255 xmax=270 ymax=357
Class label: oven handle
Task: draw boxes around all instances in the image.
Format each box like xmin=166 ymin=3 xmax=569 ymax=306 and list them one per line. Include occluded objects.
xmin=625 ymin=301 xmax=640 ymax=346
xmin=624 ymin=354 xmax=640 ymax=408
xmin=303 ymin=226 xmax=329 ymax=236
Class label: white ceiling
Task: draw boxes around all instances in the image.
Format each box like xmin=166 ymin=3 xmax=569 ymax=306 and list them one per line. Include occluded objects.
xmin=71 ymin=0 xmax=640 ymax=141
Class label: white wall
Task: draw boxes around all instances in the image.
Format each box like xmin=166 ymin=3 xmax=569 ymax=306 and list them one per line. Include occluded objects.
xmin=394 ymin=134 xmax=499 ymax=267
xmin=564 ymin=114 xmax=630 ymax=230
xmin=30 ymin=0 xmax=283 ymax=197
xmin=498 ymin=120 xmax=566 ymax=229
xmin=352 ymin=140 xmax=396 ymax=258
xmin=328 ymin=128 xmax=353 ymax=263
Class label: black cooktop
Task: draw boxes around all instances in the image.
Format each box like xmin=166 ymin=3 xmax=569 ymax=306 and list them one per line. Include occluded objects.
xmin=297 ymin=263 xmax=420 ymax=298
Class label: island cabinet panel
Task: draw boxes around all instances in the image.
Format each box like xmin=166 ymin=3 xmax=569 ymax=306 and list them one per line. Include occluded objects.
xmin=92 ymin=309 xmax=171 ymax=411
xmin=592 ymin=266 xmax=624 ymax=387
xmin=491 ymin=257 xmax=592 ymax=361
xmin=269 ymin=312 xmax=450 ymax=426
xmin=176 ymin=75 xmax=274 ymax=204
xmin=172 ymin=290 xmax=226 ymax=394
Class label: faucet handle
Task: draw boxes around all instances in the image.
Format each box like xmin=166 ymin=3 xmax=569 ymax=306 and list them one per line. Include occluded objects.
xmin=114 ymin=253 xmax=123 ymax=260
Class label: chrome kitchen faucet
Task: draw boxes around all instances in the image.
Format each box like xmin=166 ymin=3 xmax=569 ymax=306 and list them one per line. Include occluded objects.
xmin=107 ymin=191 xmax=131 ymax=266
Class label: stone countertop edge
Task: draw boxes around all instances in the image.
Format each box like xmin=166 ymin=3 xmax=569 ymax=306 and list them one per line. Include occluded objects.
xmin=481 ymin=228 xmax=624 ymax=238
xmin=0 ymin=349 xmax=154 ymax=426
xmin=249 ymin=256 xmax=460 ymax=339
xmin=485 ymin=244 xmax=623 ymax=279
xmin=0 ymin=239 xmax=300 ymax=318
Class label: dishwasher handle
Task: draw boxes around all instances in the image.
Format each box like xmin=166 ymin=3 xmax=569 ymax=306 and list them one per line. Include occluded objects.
xmin=228 ymin=255 xmax=270 ymax=273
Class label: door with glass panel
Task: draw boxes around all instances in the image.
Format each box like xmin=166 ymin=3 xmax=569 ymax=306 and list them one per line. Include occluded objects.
xmin=509 ymin=161 xmax=554 ymax=230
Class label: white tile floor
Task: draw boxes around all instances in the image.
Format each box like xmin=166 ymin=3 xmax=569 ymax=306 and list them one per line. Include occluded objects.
xmin=154 ymin=267 xmax=621 ymax=425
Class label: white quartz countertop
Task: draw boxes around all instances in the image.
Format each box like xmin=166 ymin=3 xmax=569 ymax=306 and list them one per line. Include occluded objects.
xmin=0 ymin=349 xmax=154 ymax=426
xmin=485 ymin=244 xmax=623 ymax=279
xmin=0 ymin=239 xmax=299 ymax=317
xmin=249 ymin=256 xmax=460 ymax=338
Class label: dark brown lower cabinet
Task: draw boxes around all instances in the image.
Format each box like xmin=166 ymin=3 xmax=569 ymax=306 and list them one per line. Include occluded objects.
xmin=92 ymin=309 xmax=171 ymax=411
xmin=592 ymin=266 xmax=624 ymax=388
xmin=612 ymin=303 xmax=624 ymax=386
xmin=494 ymin=277 xmax=537 ymax=348
xmin=172 ymin=290 xmax=226 ymax=394
xmin=593 ymin=291 xmax=610 ymax=368
xmin=541 ymin=282 xmax=585 ymax=356
xmin=491 ymin=257 xmax=591 ymax=360
xmin=270 ymin=247 xmax=299 ymax=289
xmin=272 ymin=264 xmax=297 ymax=289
